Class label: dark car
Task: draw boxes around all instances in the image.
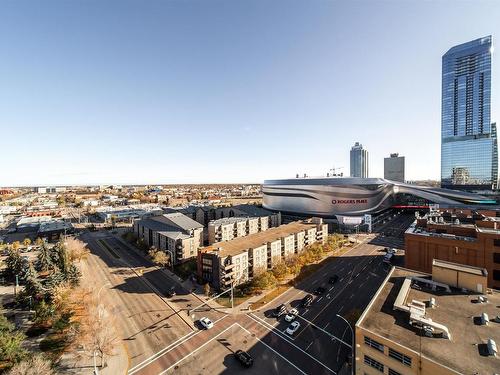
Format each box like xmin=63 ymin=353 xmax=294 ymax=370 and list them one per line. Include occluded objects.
xmin=328 ymin=275 xmax=339 ymax=284
xmin=314 ymin=286 xmax=326 ymax=295
xmin=165 ymin=287 xmax=176 ymax=298
xmin=301 ymin=294 xmax=314 ymax=307
xmin=234 ymin=349 xmax=253 ymax=368
xmin=274 ymin=304 xmax=287 ymax=317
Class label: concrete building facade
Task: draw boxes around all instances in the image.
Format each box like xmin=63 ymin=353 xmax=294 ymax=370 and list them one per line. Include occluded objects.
xmin=404 ymin=208 xmax=500 ymax=289
xmin=384 ymin=153 xmax=405 ymax=182
xmin=134 ymin=212 xmax=204 ymax=264
xmin=198 ymin=218 xmax=328 ymax=290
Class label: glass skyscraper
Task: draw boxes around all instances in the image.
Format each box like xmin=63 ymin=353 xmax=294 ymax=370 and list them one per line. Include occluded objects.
xmin=350 ymin=142 xmax=369 ymax=178
xmin=441 ymin=36 xmax=498 ymax=190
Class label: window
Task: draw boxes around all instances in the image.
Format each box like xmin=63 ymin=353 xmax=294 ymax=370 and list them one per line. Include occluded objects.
xmin=388 ymin=348 xmax=412 ymax=367
xmin=389 ymin=369 xmax=402 ymax=375
xmin=494 ymin=253 xmax=500 ymax=264
xmin=364 ymin=355 xmax=384 ymax=373
xmin=494 ymin=239 xmax=500 ymax=247
xmin=364 ymin=336 xmax=384 ymax=352
xmin=493 ymin=270 xmax=500 ymax=281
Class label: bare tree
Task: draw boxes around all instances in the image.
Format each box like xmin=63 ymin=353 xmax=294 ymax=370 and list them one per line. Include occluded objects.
xmin=77 ymin=289 xmax=119 ymax=368
xmin=64 ymin=237 xmax=90 ymax=263
xmin=7 ymin=354 xmax=54 ymax=375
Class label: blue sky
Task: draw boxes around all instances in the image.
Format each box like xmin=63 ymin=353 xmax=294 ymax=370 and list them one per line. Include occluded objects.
xmin=1 ymin=0 xmax=499 ymax=186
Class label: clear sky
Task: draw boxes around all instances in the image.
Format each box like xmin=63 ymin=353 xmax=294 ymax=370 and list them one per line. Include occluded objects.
xmin=1 ymin=0 xmax=499 ymax=186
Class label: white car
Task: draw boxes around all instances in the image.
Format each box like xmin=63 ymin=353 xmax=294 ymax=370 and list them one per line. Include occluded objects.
xmin=199 ymin=317 xmax=214 ymax=330
xmin=284 ymin=308 xmax=299 ymax=322
xmin=286 ymin=321 xmax=301 ymax=335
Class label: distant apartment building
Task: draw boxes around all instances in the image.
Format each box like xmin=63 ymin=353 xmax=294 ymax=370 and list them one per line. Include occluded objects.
xmin=350 ymin=142 xmax=369 ymax=178
xmin=198 ymin=218 xmax=328 ymax=290
xmin=134 ymin=212 xmax=204 ymax=264
xmin=36 ymin=186 xmax=66 ymax=194
xmin=356 ymin=264 xmax=499 ymax=375
xmin=207 ymin=216 xmax=269 ymax=245
xmin=384 ymin=153 xmax=405 ymax=182
xmin=404 ymin=208 xmax=500 ymax=289
xmin=189 ymin=204 xmax=281 ymax=228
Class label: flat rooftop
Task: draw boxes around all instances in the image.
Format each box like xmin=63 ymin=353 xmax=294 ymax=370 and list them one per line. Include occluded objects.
xmin=204 ymin=220 xmax=320 ymax=257
xmin=358 ymin=267 xmax=500 ymax=375
xmin=209 ymin=217 xmax=251 ymax=226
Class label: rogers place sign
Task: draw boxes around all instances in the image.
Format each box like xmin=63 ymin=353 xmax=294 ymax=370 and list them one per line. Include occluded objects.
xmin=332 ymin=199 xmax=368 ymax=205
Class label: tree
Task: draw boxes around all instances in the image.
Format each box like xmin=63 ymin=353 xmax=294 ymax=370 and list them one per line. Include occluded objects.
xmin=36 ymin=243 xmax=53 ymax=273
xmin=34 ymin=300 xmax=54 ymax=325
xmin=22 ymin=262 xmax=43 ymax=301
xmin=64 ymin=237 xmax=89 ymax=263
xmin=151 ymin=251 xmax=169 ymax=268
xmin=22 ymin=238 xmax=31 ymax=247
xmin=203 ymin=283 xmax=211 ymax=297
xmin=64 ymin=264 xmax=81 ymax=287
xmin=7 ymin=354 xmax=54 ymax=375
xmin=0 ymin=315 xmax=27 ymax=366
xmin=12 ymin=241 xmax=20 ymax=251
xmin=271 ymin=262 xmax=289 ymax=281
xmin=250 ymin=271 xmax=277 ymax=291
xmin=4 ymin=249 xmax=23 ymax=278
xmin=35 ymin=238 xmax=44 ymax=247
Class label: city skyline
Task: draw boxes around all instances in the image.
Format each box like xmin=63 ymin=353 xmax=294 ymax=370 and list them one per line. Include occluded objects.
xmin=2 ymin=1 xmax=500 ymax=186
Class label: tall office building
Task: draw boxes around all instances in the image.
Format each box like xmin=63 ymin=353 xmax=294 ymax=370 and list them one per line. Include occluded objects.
xmin=441 ymin=36 xmax=498 ymax=190
xmin=384 ymin=153 xmax=405 ymax=182
xmin=350 ymin=142 xmax=369 ymax=178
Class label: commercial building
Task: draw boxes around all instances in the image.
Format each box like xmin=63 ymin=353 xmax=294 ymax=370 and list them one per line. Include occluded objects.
xmin=384 ymin=153 xmax=405 ymax=182
xmin=38 ymin=220 xmax=74 ymax=240
xmin=134 ymin=212 xmax=203 ymax=264
xmin=441 ymin=36 xmax=498 ymax=190
xmin=96 ymin=205 xmax=163 ymax=222
xmin=356 ymin=264 xmax=499 ymax=375
xmin=207 ymin=216 xmax=269 ymax=245
xmin=350 ymin=142 xmax=369 ymax=178
xmin=198 ymin=218 xmax=328 ymax=290
xmin=404 ymin=208 xmax=500 ymax=289
xmin=36 ymin=186 xmax=66 ymax=194
xmin=263 ymin=177 xmax=496 ymax=218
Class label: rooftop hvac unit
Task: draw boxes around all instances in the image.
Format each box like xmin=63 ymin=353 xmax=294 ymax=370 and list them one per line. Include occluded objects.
xmin=487 ymin=338 xmax=497 ymax=357
xmin=481 ymin=313 xmax=489 ymax=325
xmin=429 ymin=297 xmax=436 ymax=308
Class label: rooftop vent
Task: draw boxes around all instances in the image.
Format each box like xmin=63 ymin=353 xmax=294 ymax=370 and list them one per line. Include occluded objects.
xmin=487 ymin=338 xmax=497 ymax=357
xmin=481 ymin=313 xmax=490 ymax=325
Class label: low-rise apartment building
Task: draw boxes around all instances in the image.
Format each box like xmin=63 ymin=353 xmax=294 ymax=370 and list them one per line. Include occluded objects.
xmin=405 ymin=208 xmax=500 ymax=289
xmin=198 ymin=218 xmax=328 ymax=290
xmin=134 ymin=212 xmax=204 ymax=264
xmin=193 ymin=204 xmax=281 ymax=228
xmin=356 ymin=263 xmax=499 ymax=375
xmin=207 ymin=216 xmax=270 ymax=245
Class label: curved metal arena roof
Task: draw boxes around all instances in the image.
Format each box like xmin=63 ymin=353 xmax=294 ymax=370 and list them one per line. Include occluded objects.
xmin=262 ymin=177 xmax=497 ymax=217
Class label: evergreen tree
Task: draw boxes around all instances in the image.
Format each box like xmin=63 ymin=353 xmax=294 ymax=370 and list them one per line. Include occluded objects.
xmin=22 ymin=262 xmax=43 ymax=300
xmin=36 ymin=243 xmax=53 ymax=272
xmin=4 ymin=249 xmax=23 ymax=279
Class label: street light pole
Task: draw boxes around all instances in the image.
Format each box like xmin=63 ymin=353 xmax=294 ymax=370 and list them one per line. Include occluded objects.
xmin=336 ymin=314 xmax=355 ymax=375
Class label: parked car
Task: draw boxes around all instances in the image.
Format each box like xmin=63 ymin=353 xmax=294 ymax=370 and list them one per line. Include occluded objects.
xmin=274 ymin=304 xmax=287 ymax=318
xmin=301 ymin=294 xmax=314 ymax=307
xmin=328 ymin=275 xmax=339 ymax=284
xmin=284 ymin=308 xmax=299 ymax=322
xmin=286 ymin=321 xmax=301 ymax=335
xmin=314 ymin=286 xmax=326 ymax=295
xmin=199 ymin=317 xmax=214 ymax=330
xmin=234 ymin=350 xmax=253 ymax=368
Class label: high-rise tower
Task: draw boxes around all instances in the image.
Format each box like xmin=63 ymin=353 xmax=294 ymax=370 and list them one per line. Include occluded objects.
xmin=441 ymin=36 xmax=498 ymax=190
xmin=350 ymin=142 xmax=369 ymax=178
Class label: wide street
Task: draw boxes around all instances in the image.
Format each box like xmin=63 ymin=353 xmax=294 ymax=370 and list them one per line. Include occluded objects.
xmin=79 ymin=211 xmax=411 ymax=375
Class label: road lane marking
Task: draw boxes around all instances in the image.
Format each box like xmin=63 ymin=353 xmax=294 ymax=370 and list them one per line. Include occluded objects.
xmin=317 ymin=297 xmax=323 ymax=303
xmin=312 ymin=279 xmax=318 ymax=285
xmin=305 ymin=341 xmax=314 ymax=351
xmin=128 ymin=315 xmax=228 ymax=374
xmin=324 ymin=322 xmax=330 ymax=329
xmin=158 ymin=322 xmax=237 ymax=375
xmin=247 ymin=313 xmax=337 ymax=374
xmin=236 ymin=323 xmax=307 ymax=375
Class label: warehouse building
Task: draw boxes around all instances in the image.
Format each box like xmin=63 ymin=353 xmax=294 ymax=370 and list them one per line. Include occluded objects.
xmin=198 ymin=218 xmax=328 ymax=290
xmin=134 ymin=212 xmax=204 ymax=264
xmin=356 ymin=264 xmax=499 ymax=375
xmin=405 ymin=208 xmax=500 ymax=289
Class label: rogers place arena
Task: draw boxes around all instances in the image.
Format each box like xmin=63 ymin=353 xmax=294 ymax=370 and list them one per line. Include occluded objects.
xmin=262 ymin=177 xmax=497 ymax=219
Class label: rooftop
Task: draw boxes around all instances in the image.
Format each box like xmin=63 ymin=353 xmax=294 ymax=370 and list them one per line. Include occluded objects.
xmin=357 ymin=267 xmax=500 ymax=375
xmin=432 ymin=259 xmax=488 ymax=277
xmin=209 ymin=217 xmax=251 ymax=226
xmin=203 ymin=220 xmax=320 ymax=257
